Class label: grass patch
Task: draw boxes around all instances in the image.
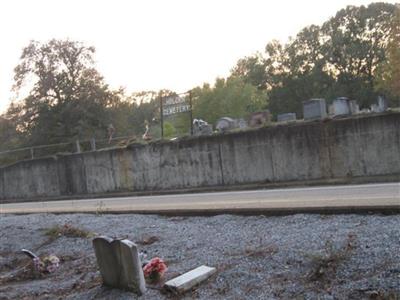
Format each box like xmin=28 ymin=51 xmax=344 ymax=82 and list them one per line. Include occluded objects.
xmin=244 ymin=244 xmax=278 ymax=258
xmin=45 ymin=223 xmax=93 ymax=240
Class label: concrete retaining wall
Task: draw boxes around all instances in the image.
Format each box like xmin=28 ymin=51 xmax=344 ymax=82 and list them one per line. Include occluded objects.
xmin=1 ymin=112 xmax=399 ymax=201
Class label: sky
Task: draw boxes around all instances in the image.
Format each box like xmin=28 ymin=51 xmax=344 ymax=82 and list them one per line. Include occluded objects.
xmin=0 ymin=0 xmax=396 ymax=113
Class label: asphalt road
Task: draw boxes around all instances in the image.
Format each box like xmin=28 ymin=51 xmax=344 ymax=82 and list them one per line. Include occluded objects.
xmin=1 ymin=182 xmax=399 ymax=215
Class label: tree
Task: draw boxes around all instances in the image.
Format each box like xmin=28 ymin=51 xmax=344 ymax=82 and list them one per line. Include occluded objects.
xmin=0 ymin=115 xmax=19 ymax=151
xmin=125 ymin=91 xmax=159 ymax=136
xmin=266 ymin=30 xmax=334 ymax=117
xmin=9 ymin=39 xmax=120 ymax=145
xmin=230 ymin=3 xmax=397 ymax=117
xmin=230 ymin=53 xmax=267 ymax=89
xmin=375 ymin=5 xmax=400 ymax=105
xmin=192 ymin=77 xmax=267 ymax=126
xmin=321 ymin=3 xmax=396 ymax=107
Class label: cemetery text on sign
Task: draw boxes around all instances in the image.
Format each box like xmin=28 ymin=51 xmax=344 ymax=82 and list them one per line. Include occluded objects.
xmin=163 ymin=95 xmax=191 ymax=116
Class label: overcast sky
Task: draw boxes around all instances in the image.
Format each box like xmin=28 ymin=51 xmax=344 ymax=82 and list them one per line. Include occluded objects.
xmin=0 ymin=0 xmax=396 ymax=113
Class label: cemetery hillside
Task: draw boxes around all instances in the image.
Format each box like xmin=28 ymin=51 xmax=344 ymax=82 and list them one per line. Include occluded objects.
xmin=0 ymin=3 xmax=399 ymax=158
xmin=0 ymin=2 xmax=399 ymax=300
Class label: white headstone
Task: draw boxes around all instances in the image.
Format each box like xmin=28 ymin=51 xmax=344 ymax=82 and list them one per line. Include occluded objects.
xmin=164 ymin=265 xmax=216 ymax=293
xmin=333 ymin=97 xmax=350 ymax=116
xmin=93 ymin=236 xmax=146 ymax=295
xmin=377 ymin=96 xmax=388 ymax=112
xmin=349 ymin=100 xmax=359 ymax=115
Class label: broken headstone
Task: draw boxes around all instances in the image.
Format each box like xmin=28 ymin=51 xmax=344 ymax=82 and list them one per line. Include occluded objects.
xmin=164 ymin=265 xmax=216 ymax=294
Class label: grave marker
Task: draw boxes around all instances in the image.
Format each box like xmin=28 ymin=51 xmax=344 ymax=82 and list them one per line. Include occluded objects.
xmin=303 ymin=98 xmax=327 ymax=120
xmin=164 ymin=265 xmax=216 ymax=294
xmin=93 ymin=236 xmax=146 ymax=295
xmin=277 ymin=113 xmax=296 ymax=122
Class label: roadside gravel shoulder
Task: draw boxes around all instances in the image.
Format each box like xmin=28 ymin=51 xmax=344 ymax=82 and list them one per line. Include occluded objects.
xmin=0 ymin=213 xmax=399 ymax=299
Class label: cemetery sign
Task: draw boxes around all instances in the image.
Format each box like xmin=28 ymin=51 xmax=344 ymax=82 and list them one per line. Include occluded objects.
xmin=162 ymin=95 xmax=190 ymax=116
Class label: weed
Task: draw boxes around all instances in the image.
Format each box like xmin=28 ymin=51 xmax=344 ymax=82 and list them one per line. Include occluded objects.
xmin=45 ymin=223 xmax=93 ymax=240
xmin=137 ymin=236 xmax=160 ymax=245
xmin=244 ymin=244 xmax=278 ymax=258
xmin=243 ymin=236 xmax=278 ymax=258
xmin=95 ymin=201 xmax=106 ymax=216
xmin=307 ymin=234 xmax=356 ymax=282
xmin=224 ymin=236 xmax=278 ymax=258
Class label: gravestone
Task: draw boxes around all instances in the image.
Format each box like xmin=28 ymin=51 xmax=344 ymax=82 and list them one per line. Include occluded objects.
xmin=216 ymin=117 xmax=248 ymax=132
xmin=249 ymin=111 xmax=271 ymax=127
xmin=377 ymin=96 xmax=388 ymax=112
xmin=303 ymin=98 xmax=327 ymax=120
xmin=277 ymin=113 xmax=296 ymax=122
xmin=216 ymin=117 xmax=236 ymax=132
xmin=236 ymin=118 xmax=248 ymax=129
xmin=93 ymin=236 xmax=146 ymax=295
xmin=193 ymin=119 xmax=213 ymax=136
xmin=371 ymin=104 xmax=380 ymax=113
xmin=164 ymin=265 xmax=216 ymax=294
xmin=333 ymin=97 xmax=350 ymax=116
xmin=328 ymin=104 xmax=335 ymax=116
xmin=349 ymin=100 xmax=359 ymax=115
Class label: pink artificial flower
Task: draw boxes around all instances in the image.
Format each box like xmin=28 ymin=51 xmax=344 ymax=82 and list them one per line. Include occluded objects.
xmin=143 ymin=257 xmax=167 ymax=278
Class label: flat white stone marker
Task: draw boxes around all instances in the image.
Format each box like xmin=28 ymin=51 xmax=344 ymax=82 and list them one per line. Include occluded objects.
xmin=164 ymin=265 xmax=216 ymax=293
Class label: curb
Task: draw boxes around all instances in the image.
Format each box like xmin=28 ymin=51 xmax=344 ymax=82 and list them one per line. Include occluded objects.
xmin=1 ymin=175 xmax=399 ymax=204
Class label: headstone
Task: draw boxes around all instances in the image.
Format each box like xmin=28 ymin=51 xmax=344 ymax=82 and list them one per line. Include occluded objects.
xmin=93 ymin=236 xmax=146 ymax=295
xmin=216 ymin=117 xmax=236 ymax=132
xmin=277 ymin=113 xmax=296 ymax=122
xmin=303 ymin=99 xmax=327 ymax=120
xmin=333 ymin=97 xmax=350 ymax=116
xmin=216 ymin=117 xmax=250 ymax=132
xmin=193 ymin=119 xmax=213 ymax=136
xmin=236 ymin=118 xmax=248 ymax=129
xmin=360 ymin=108 xmax=370 ymax=114
xmin=328 ymin=104 xmax=335 ymax=116
xmin=90 ymin=138 xmax=96 ymax=151
xmin=349 ymin=100 xmax=359 ymax=115
xmin=75 ymin=140 xmax=81 ymax=153
xmin=249 ymin=111 xmax=271 ymax=127
xmin=377 ymin=96 xmax=388 ymax=112
xmin=164 ymin=265 xmax=216 ymax=294
xmin=371 ymin=104 xmax=380 ymax=113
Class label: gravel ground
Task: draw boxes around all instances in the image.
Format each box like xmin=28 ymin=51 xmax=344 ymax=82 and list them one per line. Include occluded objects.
xmin=0 ymin=213 xmax=399 ymax=299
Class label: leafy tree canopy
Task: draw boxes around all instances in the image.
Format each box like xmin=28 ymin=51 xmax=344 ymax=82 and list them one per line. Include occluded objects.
xmin=8 ymin=39 xmax=121 ymax=145
xmin=231 ymin=3 xmax=398 ymax=117
xmin=375 ymin=5 xmax=400 ymax=104
xmin=192 ymin=77 xmax=267 ymax=126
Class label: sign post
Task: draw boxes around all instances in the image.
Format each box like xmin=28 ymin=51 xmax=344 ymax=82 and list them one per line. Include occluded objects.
xmin=189 ymin=91 xmax=193 ymax=135
xmin=160 ymin=95 xmax=164 ymax=139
